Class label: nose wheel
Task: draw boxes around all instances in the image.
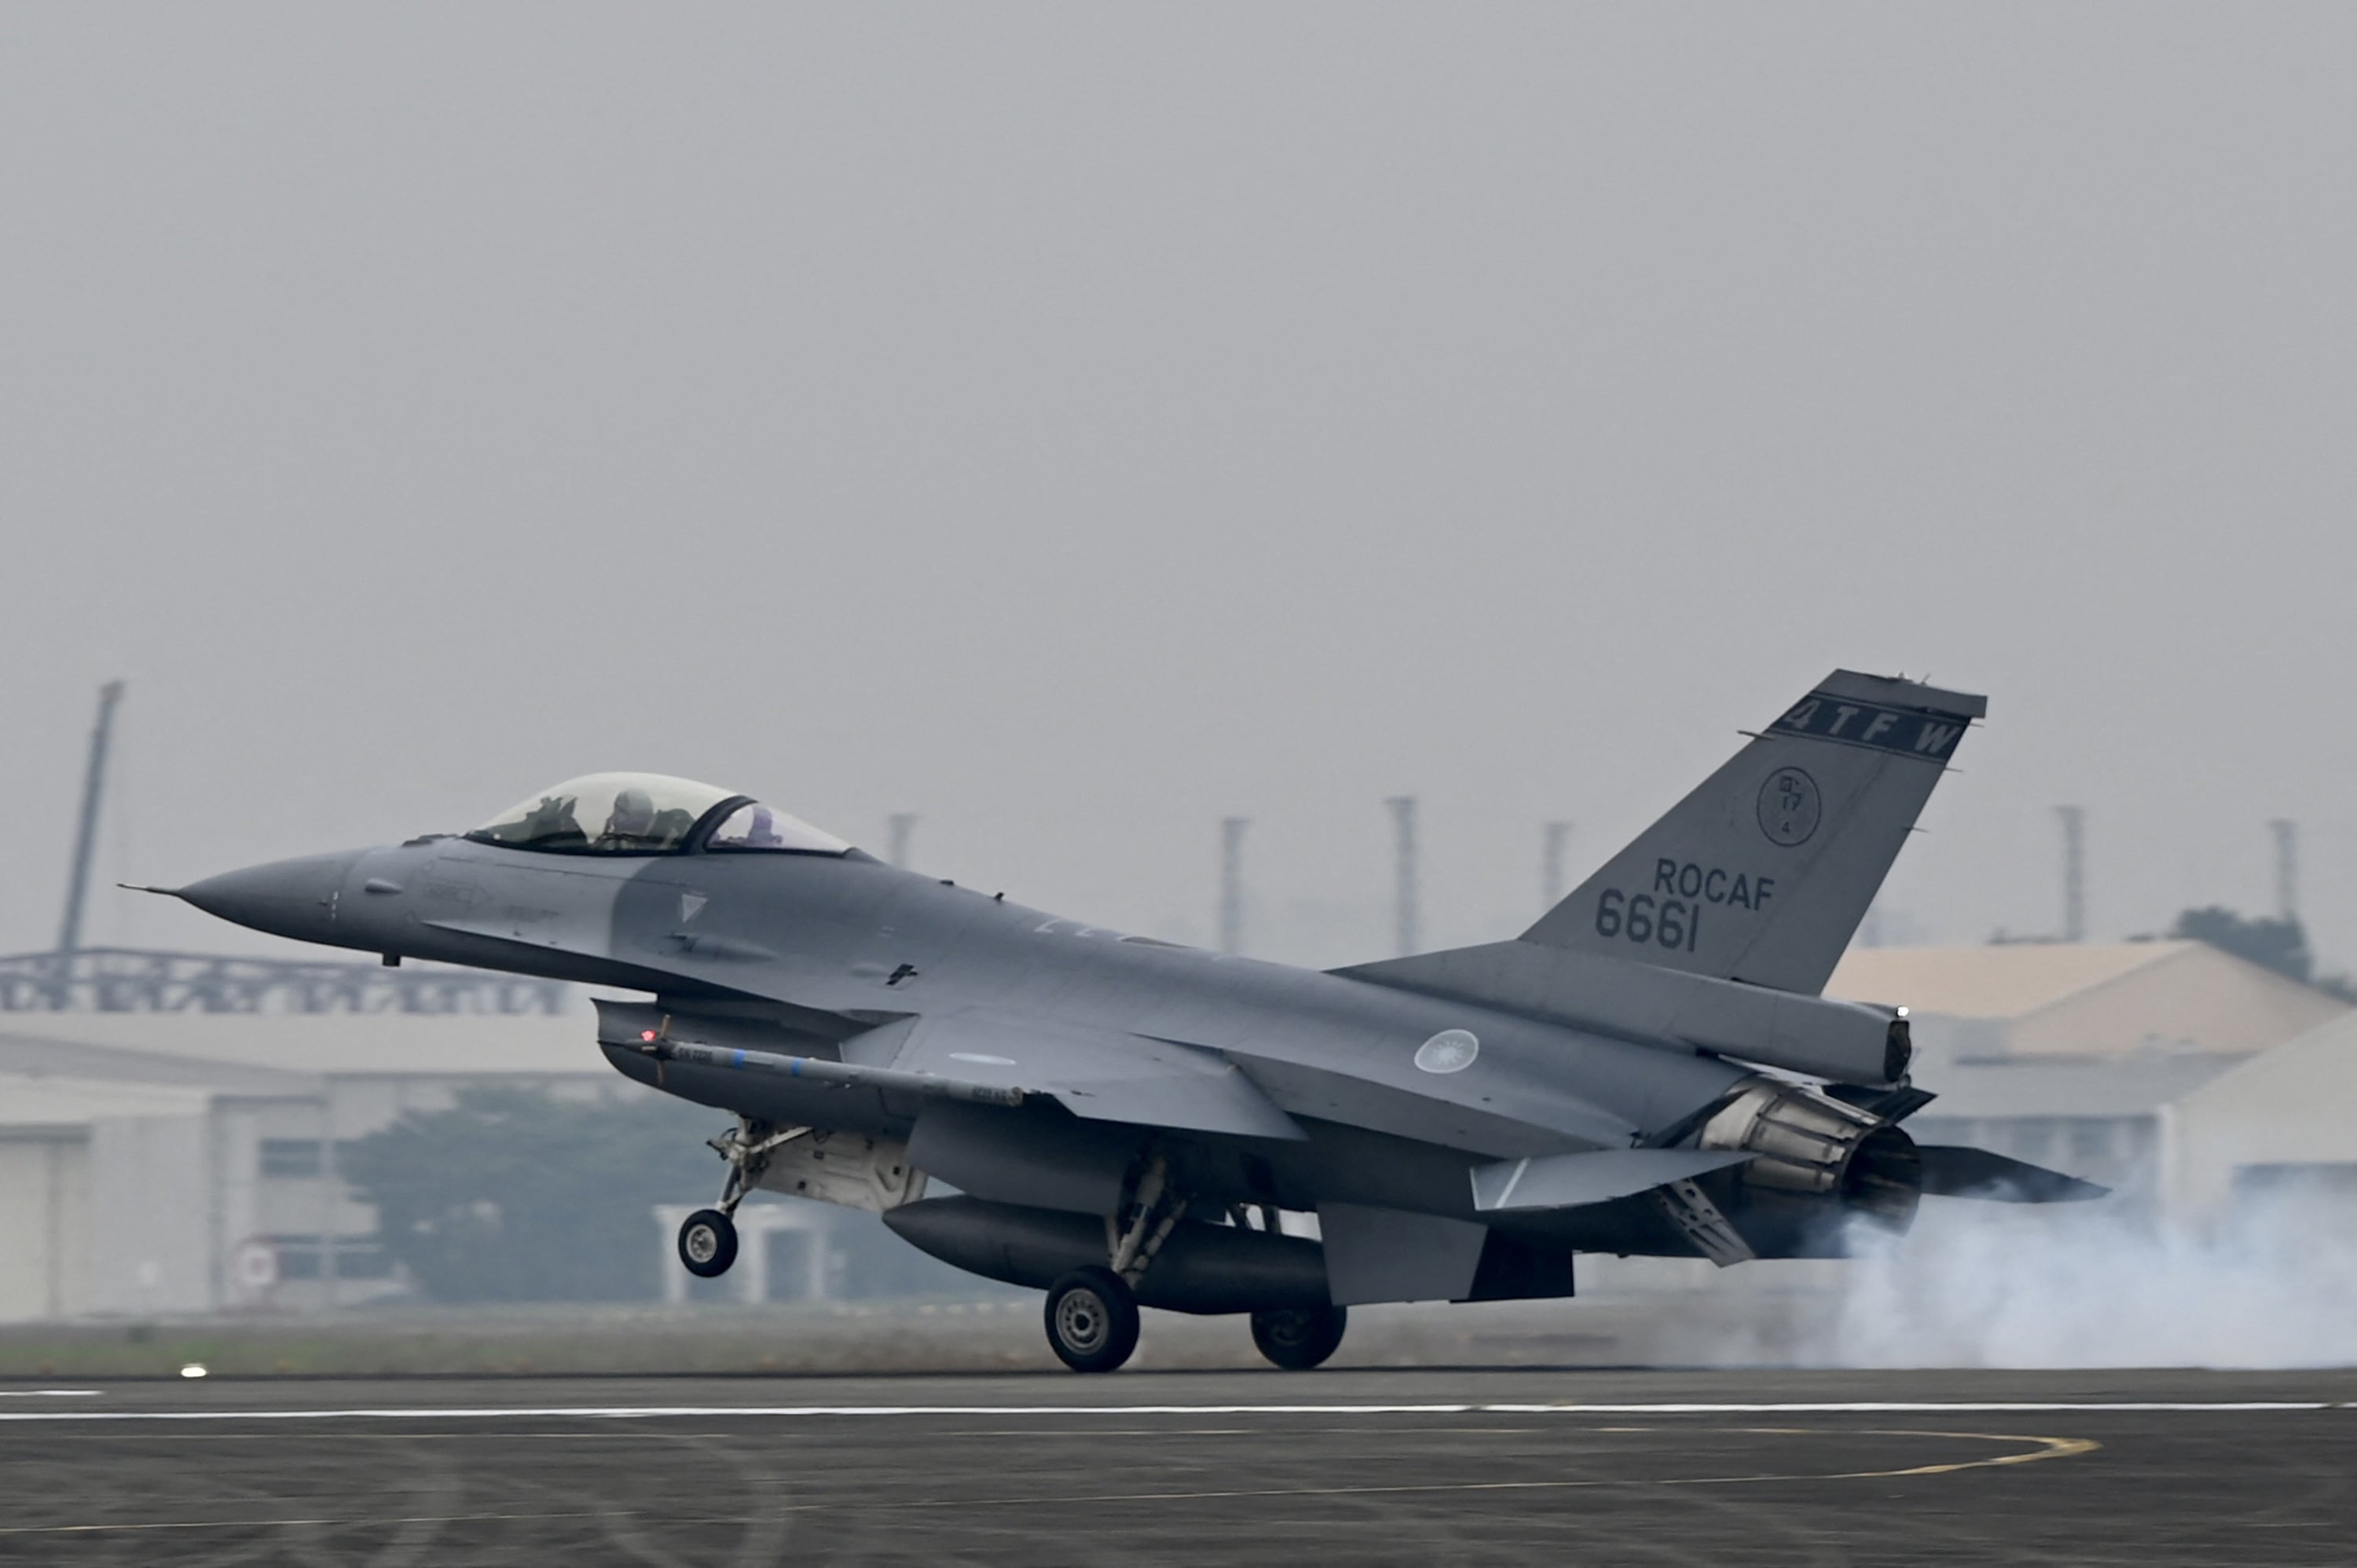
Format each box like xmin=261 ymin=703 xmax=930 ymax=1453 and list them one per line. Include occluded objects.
xmin=1043 ymin=1267 xmax=1141 ymax=1373
xmin=676 ymin=1207 xmax=739 ymax=1278
xmin=674 ymin=1118 xmax=812 ymax=1280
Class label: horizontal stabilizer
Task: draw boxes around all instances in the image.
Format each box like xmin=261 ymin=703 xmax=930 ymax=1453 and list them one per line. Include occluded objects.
xmin=1469 ymin=1148 xmax=1755 ymax=1213
xmin=1917 ymin=1145 xmax=2108 ymax=1203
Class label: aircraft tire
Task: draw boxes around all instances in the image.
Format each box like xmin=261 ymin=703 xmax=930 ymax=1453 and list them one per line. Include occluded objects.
xmin=1043 ymin=1267 xmax=1140 ymax=1373
xmin=1249 ymin=1303 xmax=1347 ymax=1370
xmin=676 ymin=1208 xmax=738 ymax=1278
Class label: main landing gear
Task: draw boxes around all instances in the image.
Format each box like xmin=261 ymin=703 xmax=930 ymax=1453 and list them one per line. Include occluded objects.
xmin=1043 ymin=1267 xmax=1142 ymax=1373
xmin=1039 ymin=1160 xmax=1351 ymax=1375
xmin=1039 ymin=1266 xmax=1351 ymax=1376
xmin=676 ymin=1118 xmax=810 ymax=1279
xmin=1038 ymin=1153 xmax=1186 ymax=1373
xmin=1249 ymin=1304 xmax=1348 ymax=1370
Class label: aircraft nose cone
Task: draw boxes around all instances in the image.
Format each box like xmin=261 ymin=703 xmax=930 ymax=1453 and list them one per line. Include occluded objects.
xmin=177 ymin=851 xmax=361 ymax=943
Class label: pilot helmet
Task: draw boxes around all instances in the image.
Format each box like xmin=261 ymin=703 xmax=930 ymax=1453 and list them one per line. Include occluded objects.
xmin=608 ymin=788 xmax=657 ymax=836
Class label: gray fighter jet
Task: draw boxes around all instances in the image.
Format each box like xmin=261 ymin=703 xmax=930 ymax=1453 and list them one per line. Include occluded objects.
xmin=162 ymin=671 xmax=2099 ymax=1372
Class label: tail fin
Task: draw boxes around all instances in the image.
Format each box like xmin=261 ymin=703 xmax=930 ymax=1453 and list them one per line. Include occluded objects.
xmin=1524 ymin=670 xmax=1984 ymax=995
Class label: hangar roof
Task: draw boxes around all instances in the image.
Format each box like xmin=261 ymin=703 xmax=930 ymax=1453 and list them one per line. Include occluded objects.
xmin=2172 ymin=1008 xmax=2357 ymax=1123
xmin=0 ymin=1070 xmax=215 ymax=1129
xmin=1828 ymin=940 xmax=2348 ymax=1061
xmin=1913 ymin=1053 xmax=2245 ymax=1120
xmin=0 ymin=1024 xmax=320 ymax=1094
xmin=0 ymin=1012 xmax=605 ymax=1083
xmin=1829 ymin=942 xmax=2187 ymax=1018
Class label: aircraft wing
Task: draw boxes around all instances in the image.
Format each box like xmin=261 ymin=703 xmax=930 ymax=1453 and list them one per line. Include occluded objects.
xmin=846 ymin=1008 xmax=1308 ymax=1142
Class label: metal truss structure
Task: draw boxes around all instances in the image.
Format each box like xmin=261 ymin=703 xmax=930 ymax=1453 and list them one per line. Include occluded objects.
xmin=0 ymin=947 xmax=569 ymax=1015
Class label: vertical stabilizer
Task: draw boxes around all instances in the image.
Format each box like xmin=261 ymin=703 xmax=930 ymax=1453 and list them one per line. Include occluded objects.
xmin=1523 ymin=672 xmax=1984 ymax=995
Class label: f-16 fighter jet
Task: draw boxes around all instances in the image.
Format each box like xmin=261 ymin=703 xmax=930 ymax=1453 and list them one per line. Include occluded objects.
xmin=163 ymin=671 xmax=2099 ymax=1372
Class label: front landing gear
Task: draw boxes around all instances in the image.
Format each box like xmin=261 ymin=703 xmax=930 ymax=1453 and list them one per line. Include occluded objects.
xmin=676 ymin=1207 xmax=738 ymax=1278
xmin=1251 ymin=1304 xmax=1347 ymax=1370
xmin=675 ymin=1118 xmax=813 ymax=1280
xmin=1044 ymin=1267 xmax=1141 ymax=1373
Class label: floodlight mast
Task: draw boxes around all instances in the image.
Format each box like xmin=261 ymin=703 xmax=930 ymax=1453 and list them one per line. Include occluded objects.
xmin=1219 ymin=817 xmax=1249 ymax=955
xmin=1385 ymin=795 xmax=1419 ymax=958
xmin=56 ymin=680 xmax=124 ymax=965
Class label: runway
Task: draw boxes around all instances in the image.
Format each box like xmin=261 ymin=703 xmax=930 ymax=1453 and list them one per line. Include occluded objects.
xmin=4 ymin=1368 xmax=2354 ymax=1565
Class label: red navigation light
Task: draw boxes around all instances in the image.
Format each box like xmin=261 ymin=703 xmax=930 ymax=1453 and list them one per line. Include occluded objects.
xmin=640 ymin=1029 xmax=659 ymax=1042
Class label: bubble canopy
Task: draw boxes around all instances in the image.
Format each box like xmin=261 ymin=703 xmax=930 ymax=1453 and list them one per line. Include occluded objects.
xmin=464 ymin=773 xmax=852 ymax=856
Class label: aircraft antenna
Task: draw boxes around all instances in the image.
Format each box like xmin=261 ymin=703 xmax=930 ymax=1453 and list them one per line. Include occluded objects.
xmin=57 ymin=680 xmax=125 ymax=964
xmin=2270 ymin=818 xmax=2298 ymax=923
xmin=1541 ymin=820 xmax=1572 ymax=911
xmin=1385 ymin=795 xmax=1420 ymax=957
xmin=887 ymin=813 xmax=918 ymax=870
xmin=2055 ymin=804 xmax=2086 ymax=943
xmin=1218 ymin=817 xmax=1248 ymax=955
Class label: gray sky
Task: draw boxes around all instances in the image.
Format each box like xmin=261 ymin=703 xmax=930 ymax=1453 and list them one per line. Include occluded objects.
xmin=4 ymin=5 xmax=2352 ymax=973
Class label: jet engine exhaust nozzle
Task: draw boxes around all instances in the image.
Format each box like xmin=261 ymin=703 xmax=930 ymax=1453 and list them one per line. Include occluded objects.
xmin=1698 ymin=1079 xmax=1923 ymax=1233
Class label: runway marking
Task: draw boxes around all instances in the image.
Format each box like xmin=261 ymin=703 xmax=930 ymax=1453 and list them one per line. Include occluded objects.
xmin=0 ymin=1399 xmax=2334 ymax=1422
xmin=0 ymin=1427 xmax=2098 ymax=1533
xmin=1849 ymin=1430 xmax=2102 ymax=1478
xmin=0 ymin=1510 xmax=625 ymax=1538
xmin=766 ymin=1427 xmax=2102 ymax=1510
xmin=0 ymin=1389 xmax=98 ymax=1398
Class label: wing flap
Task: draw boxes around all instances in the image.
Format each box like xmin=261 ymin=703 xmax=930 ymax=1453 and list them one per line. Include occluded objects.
xmin=1468 ymin=1148 xmax=1756 ymax=1212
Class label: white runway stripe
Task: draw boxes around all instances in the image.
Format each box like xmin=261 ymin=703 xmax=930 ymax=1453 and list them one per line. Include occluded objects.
xmin=0 ymin=1400 xmax=2343 ymax=1423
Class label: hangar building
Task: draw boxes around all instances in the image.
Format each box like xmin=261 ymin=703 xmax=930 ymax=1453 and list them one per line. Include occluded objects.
xmin=1827 ymin=940 xmax=2349 ymax=1201
xmin=0 ymin=1010 xmax=618 ymax=1321
xmin=2160 ymin=1008 xmax=2357 ymax=1235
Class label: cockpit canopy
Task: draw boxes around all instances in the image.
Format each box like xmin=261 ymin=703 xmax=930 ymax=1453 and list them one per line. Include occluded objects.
xmin=464 ymin=773 xmax=852 ymax=856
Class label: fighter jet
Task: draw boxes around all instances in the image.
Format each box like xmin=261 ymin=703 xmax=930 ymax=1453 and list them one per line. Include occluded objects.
xmin=162 ymin=670 xmax=2099 ymax=1372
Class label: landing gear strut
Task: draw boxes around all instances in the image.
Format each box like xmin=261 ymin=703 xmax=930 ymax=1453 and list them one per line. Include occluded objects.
xmin=1041 ymin=1152 xmax=1188 ymax=1373
xmin=1250 ymin=1304 xmax=1347 ymax=1370
xmin=676 ymin=1117 xmax=809 ymax=1279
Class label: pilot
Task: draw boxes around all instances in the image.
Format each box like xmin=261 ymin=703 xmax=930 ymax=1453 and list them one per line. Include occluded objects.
xmin=599 ymin=788 xmax=660 ymax=848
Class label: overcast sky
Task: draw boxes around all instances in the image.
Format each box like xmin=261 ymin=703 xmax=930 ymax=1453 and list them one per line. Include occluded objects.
xmin=4 ymin=5 xmax=2352 ymax=975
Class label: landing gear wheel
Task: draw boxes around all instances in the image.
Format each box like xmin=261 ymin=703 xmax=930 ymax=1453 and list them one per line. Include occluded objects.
xmin=1043 ymin=1267 xmax=1141 ymax=1373
xmin=676 ymin=1208 xmax=739 ymax=1278
xmin=1250 ymin=1304 xmax=1347 ymax=1370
